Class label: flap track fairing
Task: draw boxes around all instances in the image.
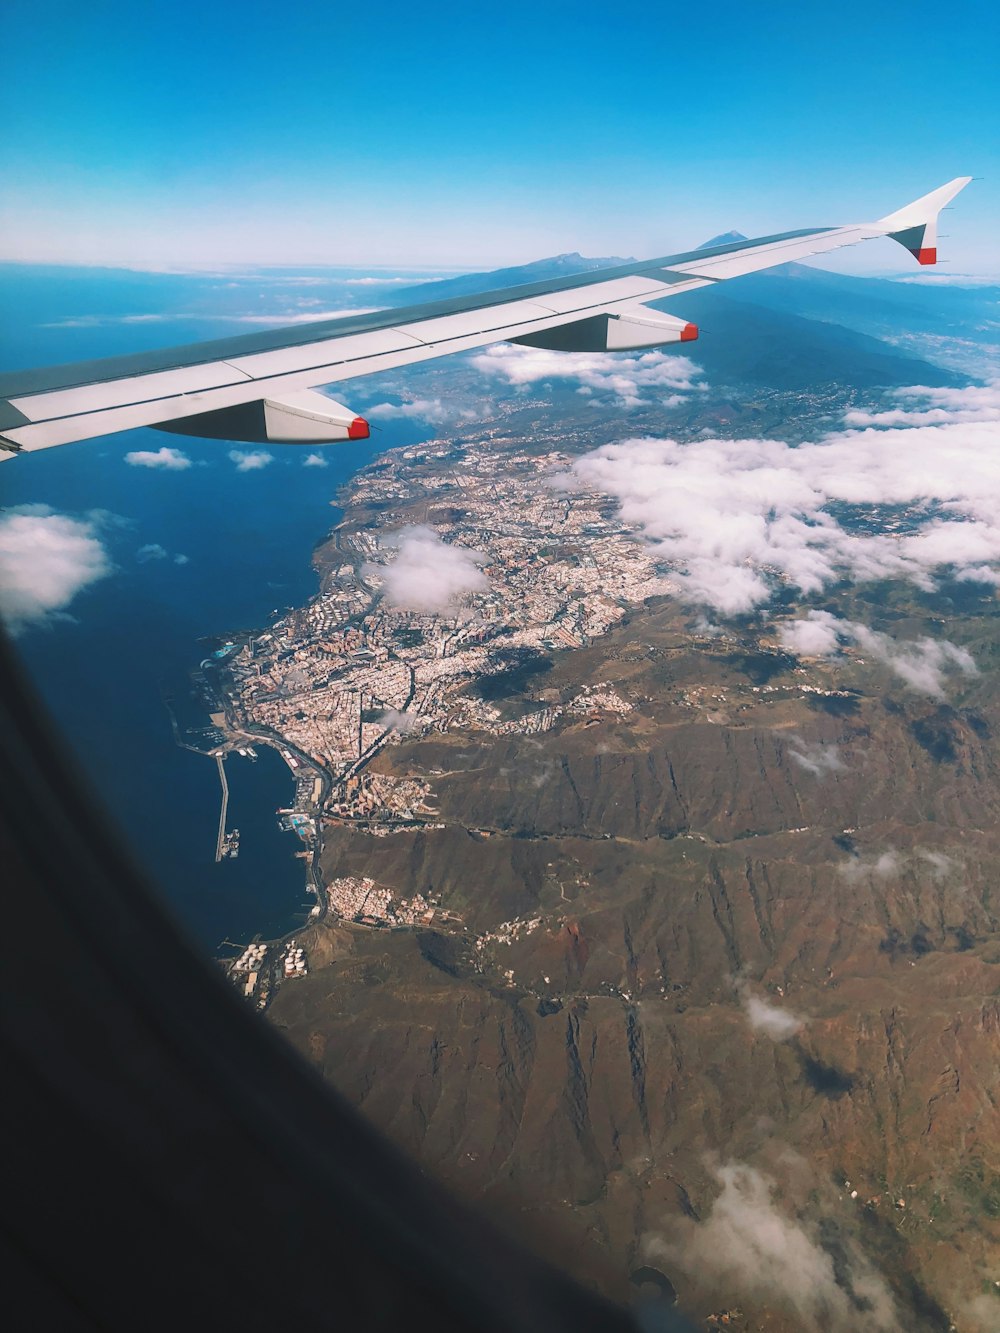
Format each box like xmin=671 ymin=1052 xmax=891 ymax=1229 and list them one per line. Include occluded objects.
xmin=155 ymin=390 xmax=370 ymax=444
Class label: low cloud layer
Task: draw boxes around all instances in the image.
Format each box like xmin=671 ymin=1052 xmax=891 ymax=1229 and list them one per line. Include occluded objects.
xmin=779 ymin=611 xmax=977 ymax=699
xmin=647 ymin=1161 xmax=899 ymax=1331
xmin=472 ymin=344 xmax=703 ymax=407
xmin=229 ymin=449 xmax=274 ymax=472
xmin=0 ymin=506 xmax=113 ymax=632
xmin=557 ymin=382 xmax=1000 ymax=614
xmin=367 ymin=525 xmax=488 ymax=612
xmin=125 ymin=446 xmax=192 ymax=470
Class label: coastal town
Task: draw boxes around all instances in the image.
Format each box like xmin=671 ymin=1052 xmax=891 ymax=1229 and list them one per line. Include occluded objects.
xmin=215 ymin=438 xmax=671 ymax=839
xmin=212 ymin=426 xmax=874 ymax=1002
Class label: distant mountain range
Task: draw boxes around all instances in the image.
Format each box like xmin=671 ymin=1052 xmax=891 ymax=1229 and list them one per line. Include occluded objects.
xmin=390 ymin=252 xmax=634 ymax=304
xmin=386 ymin=238 xmax=976 ymax=392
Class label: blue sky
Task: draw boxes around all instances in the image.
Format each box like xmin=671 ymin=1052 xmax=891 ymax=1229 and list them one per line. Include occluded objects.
xmin=1 ymin=0 xmax=997 ymax=272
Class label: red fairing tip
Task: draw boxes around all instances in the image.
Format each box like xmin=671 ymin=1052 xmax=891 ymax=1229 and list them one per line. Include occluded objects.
xmin=348 ymin=417 xmax=370 ymax=440
xmin=680 ymin=323 xmax=699 ymax=342
xmin=915 ymin=247 xmax=937 ymax=266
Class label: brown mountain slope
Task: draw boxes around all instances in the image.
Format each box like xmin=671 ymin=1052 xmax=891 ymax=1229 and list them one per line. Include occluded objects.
xmin=269 ymin=596 xmax=1000 ymax=1331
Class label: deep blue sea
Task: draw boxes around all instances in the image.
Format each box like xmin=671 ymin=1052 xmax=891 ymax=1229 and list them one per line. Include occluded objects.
xmin=0 ymin=264 xmax=440 ymax=950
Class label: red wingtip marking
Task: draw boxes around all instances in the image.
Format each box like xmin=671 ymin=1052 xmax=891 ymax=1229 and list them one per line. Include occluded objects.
xmin=680 ymin=322 xmax=699 ymax=342
xmin=915 ymin=247 xmax=937 ymax=266
xmin=348 ymin=416 xmax=370 ymax=440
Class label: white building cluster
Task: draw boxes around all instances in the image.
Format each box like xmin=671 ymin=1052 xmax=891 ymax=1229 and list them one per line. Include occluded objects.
xmin=326 ymin=875 xmax=438 ymax=928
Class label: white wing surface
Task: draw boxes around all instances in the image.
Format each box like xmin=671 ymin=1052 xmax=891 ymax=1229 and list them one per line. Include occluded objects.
xmin=0 ymin=177 xmax=972 ymax=455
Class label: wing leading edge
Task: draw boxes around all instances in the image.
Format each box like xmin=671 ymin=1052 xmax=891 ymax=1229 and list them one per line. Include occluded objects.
xmin=0 ymin=177 xmax=972 ymax=455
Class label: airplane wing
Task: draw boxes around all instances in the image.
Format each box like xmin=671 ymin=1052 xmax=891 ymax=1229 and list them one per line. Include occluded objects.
xmin=0 ymin=177 xmax=971 ymax=456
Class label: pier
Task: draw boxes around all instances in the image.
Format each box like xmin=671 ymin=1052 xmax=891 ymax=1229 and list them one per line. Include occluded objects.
xmin=214 ymin=754 xmax=230 ymax=863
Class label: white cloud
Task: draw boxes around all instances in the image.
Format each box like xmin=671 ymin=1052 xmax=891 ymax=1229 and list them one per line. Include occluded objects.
xmin=888 ymin=273 xmax=1000 ymax=287
xmin=341 ymin=275 xmax=425 ymax=286
xmin=125 ymin=446 xmax=192 ymax=470
xmin=302 ymin=452 xmax=329 ymax=468
xmin=646 ymin=1161 xmax=899 ymax=1331
xmin=214 ymin=306 xmax=380 ymax=325
xmin=738 ymin=982 xmax=805 ymax=1041
xmin=365 ymin=525 xmax=489 ymax=612
xmin=136 ymin=543 xmax=168 ymax=562
xmin=779 ymin=613 xmax=977 ymax=699
xmin=472 ymin=344 xmax=703 ymax=407
xmin=0 ymin=506 xmax=113 ymax=632
xmin=174 ymin=553 xmax=190 ymax=565
xmin=43 ymin=306 xmax=380 ymax=329
xmin=841 ymin=847 xmax=961 ymax=886
xmin=229 ymin=449 xmax=274 ymax=472
xmin=838 ymin=849 xmax=902 ymax=884
xmin=787 ymin=738 xmax=846 ymax=778
xmin=778 ymin=610 xmax=843 ymax=657
xmin=844 ymin=381 xmax=1000 ymax=428
xmin=367 ymin=397 xmax=477 ymax=425
xmin=556 ymin=382 xmax=1000 ymax=614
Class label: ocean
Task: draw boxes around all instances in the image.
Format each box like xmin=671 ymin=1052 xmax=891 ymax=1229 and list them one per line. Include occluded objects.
xmin=0 ymin=263 xmax=439 ymax=950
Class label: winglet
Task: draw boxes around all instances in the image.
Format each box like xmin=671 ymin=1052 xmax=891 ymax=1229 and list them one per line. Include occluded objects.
xmin=877 ymin=176 xmax=973 ymax=265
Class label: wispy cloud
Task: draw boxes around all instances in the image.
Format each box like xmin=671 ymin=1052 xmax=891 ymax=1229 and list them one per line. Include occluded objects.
xmin=42 ymin=306 xmax=380 ymax=329
xmin=365 ymin=524 xmax=489 ymax=612
xmin=341 ymin=276 xmax=425 ymax=286
xmin=837 ymin=849 xmax=903 ymax=883
xmin=209 ymin=306 xmax=380 ymax=325
xmin=787 ymin=737 xmax=846 ymax=778
xmin=302 ymin=452 xmax=329 ymax=468
xmin=378 ymin=707 xmax=423 ymax=734
xmin=778 ymin=612 xmax=977 ymax=699
xmin=645 ymin=1160 xmax=899 ymax=1331
xmin=0 ymin=505 xmax=113 ymax=633
xmin=228 ymin=449 xmax=274 ymax=472
xmin=887 ymin=274 xmax=1000 ymax=287
xmin=125 ymin=446 xmax=192 ymax=470
xmin=136 ymin=542 xmax=189 ymax=566
xmin=839 ymin=847 xmax=960 ymax=885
